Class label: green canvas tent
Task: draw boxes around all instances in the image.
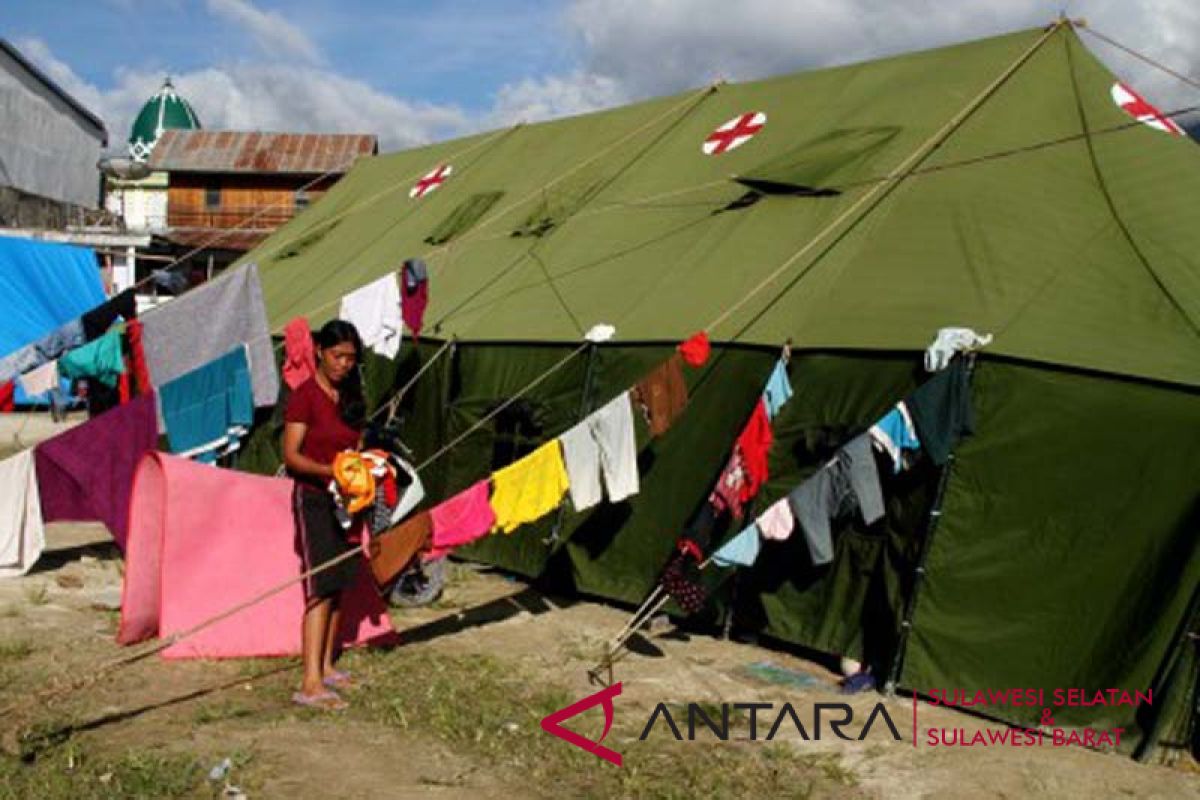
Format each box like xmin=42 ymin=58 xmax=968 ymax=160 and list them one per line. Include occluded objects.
xmin=236 ymin=22 xmax=1199 ymax=760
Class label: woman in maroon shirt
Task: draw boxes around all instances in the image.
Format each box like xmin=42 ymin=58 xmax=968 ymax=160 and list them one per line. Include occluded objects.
xmin=282 ymin=320 xmax=367 ymax=710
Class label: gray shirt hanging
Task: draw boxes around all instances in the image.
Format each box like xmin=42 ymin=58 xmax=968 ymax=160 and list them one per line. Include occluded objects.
xmin=140 ymin=262 xmax=279 ymax=408
xmin=787 ymin=433 xmax=885 ymax=566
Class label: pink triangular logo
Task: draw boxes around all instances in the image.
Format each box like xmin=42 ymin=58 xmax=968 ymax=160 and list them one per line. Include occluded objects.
xmin=540 ymin=682 xmax=623 ymax=766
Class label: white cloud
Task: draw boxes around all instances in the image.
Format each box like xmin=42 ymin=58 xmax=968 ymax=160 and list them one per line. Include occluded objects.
xmin=488 ymin=71 xmax=628 ymax=126
xmin=14 ymin=37 xmax=108 ymax=122
xmin=561 ymin=0 xmax=1048 ymax=101
xmin=491 ymin=0 xmax=1200 ymax=127
xmin=206 ymin=0 xmax=322 ymax=64
xmin=19 ymin=1 xmax=1200 ymax=157
xmin=16 ymin=38 xmax=468 ymax=152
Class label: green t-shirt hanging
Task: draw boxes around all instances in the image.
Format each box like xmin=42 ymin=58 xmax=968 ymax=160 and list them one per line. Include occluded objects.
xmin=59 ymin=327 xmax=126 ymax=388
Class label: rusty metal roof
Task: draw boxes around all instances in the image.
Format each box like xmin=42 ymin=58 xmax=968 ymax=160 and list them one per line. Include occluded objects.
xmin=148 ymin=130 xmax=377 ymax=175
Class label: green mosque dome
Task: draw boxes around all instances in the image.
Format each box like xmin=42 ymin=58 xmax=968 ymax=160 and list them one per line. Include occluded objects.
xmin=128 ymin=76 xmax=201 ymax=161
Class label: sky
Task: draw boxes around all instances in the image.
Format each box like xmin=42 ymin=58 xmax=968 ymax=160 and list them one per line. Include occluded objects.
xmin=3 ymin=0 xmax=1199 ymax=152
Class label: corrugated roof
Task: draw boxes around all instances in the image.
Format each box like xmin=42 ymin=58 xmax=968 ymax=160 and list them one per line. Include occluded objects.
xmin=148 ymin=130 xmax=377 ymax=175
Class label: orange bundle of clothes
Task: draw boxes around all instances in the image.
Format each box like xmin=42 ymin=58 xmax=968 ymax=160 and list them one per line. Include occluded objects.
xmin=332 ymin=450 xmax=382 ymax=515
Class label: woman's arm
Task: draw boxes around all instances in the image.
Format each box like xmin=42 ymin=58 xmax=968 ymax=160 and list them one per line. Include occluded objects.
xmin=282 ymin=421 xmax=334 ymax=481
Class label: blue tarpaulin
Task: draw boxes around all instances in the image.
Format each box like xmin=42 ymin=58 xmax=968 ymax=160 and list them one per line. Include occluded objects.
xmin=0 ymin=237 xmax=105 ymax=403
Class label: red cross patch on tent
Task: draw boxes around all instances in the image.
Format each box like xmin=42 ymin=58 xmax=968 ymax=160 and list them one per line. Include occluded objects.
xmin=702 ymin=112 xmax=767 ymax=155
xmin=1111 ymin=82 xmax=1183 ymax=136
xmin=410 ymin=164 xmax=453 ymax=198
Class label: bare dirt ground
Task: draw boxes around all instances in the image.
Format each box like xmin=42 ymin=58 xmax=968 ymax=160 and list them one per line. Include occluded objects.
xmin=0 ymin=521 xmax=1196 ymax=799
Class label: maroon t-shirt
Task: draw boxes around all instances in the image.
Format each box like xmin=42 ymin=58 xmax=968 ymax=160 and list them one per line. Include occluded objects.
xmin=284 ymin=377 xmax=362 ymax=490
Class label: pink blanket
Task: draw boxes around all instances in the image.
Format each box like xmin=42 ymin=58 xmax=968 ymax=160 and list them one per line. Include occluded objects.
xmin=119 ymin=452 xmax=396 ymax=659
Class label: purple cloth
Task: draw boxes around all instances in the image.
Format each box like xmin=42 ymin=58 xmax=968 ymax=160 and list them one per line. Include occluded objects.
xmin=35 ymin=392 xmax=158 ymax=551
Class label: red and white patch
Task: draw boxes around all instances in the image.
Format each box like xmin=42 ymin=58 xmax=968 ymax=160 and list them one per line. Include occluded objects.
xmin=702 ymin=112 xmax=767 ymax=155
xmin=410 ymin=164 xmax=453 ymax=198
xmin=1111 ymin=82 xmax=1183 ymax=136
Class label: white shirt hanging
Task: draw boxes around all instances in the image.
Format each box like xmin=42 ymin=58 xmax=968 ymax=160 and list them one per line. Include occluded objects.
xmin=339 ymin=273 xmax=403 ymax=359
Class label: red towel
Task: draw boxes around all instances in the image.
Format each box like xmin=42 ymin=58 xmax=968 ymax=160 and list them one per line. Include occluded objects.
xmin=126 ymin=320 xmax=152 ymax=395
xmin=283 ymin=317 xmax=316 ymax=390
xmin=736 ymin=399 xmax=773 ymax=504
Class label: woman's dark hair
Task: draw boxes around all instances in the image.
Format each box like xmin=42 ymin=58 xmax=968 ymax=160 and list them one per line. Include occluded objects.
xmin=314 ymin=320 xmax=366 ymax=426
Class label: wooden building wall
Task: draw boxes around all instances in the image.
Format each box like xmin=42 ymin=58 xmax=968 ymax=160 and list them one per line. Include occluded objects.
xmin=167 ymin=173 xmax=337 ymax=230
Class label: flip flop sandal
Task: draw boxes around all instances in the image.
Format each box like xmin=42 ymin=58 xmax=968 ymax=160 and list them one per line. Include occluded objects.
xmin=291 ymin=690 xmax=348 ymax=711
xmin=323 ymin=670 xmax=355 ymax=689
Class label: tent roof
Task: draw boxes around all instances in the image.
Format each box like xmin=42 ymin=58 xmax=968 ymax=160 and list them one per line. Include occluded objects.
xmin=246 ymin=24 xmax=1200 ymax=388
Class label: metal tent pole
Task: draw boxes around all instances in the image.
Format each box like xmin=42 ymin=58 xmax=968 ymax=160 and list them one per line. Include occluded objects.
xmin=884 ymin=354 xmax=977 ymax=694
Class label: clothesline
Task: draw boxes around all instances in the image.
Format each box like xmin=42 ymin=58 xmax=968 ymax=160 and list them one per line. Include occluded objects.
xmin=9 ymin=12 xmax=1152 ymax=724
xmin=0 ymin=329 xmax=714 ymax=732
xmin=592 ymin=343 xmax=981 ymax=679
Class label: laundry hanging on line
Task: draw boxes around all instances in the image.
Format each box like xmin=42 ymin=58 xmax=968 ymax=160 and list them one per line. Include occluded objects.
xmin=81 ymin=288 xmax=137 ymax=342
xmin=59 ymin=327 xmax=127 ymax=389
xmin=631 ymin=353 xmax=689 ymax=437
xmin=34 ymin=391 xmax=158 ymax=552
xmin=159 ymin=345 xmax=254 ymax=464
xmin=904 ymin=357 xmax=974 ymax=466
xmin=400 ymin=258 xmax=429 ymax=339
xmin=762 ymin=358 xmax=794 ymax=420
xmin=710 ymin=398 xmax=774 ymax=519
xmin=0 ymin=317 xmax=85 ymax=385
xmin=0 ymin=449 xmax=44 ymax=579
xmin=140 ymin=261 xmax=279 ymax=408
xmin=427 ymin=479 xmax=495 ymax=560
xmin=869 ymin=402 xmax=920 ymax=474
xmin=788 ymin=433 xmax=885 ymax=566
xmin=711 ymin=523 xmax=762 ymax=568
xmin=124 ymin=319 xmax=153 ymax=399
xmin=282 ymin=317 xmax=316 ymax=390
xmin=340 ymin=272 xmax=403 ymax=359
xmin=489 ymin=439 xmax=570 ymax=534
xmin=924 ymin=327 xmax=992 ymax=372
xmin=18 ymin=360 xmax=59 ymax=397
xmin=559 ymin=391 xmax=639 ymax=511
xmin=756 ymin=497 xmax=794 ymax=541
xmin=660 ymin=352 xmax=793 ymax=609
xmin=413 ymin=336 xmax=694 ymax=557
xmin=678 ymin=331 xmax=711 ymax=367
xmin=367 ymin=510 xmax=432 ymax=589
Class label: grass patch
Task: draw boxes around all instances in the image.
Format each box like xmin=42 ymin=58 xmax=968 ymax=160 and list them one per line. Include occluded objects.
xmin=0 ymin=746 xmax=205 ymax=799
xmin=0 ymin=640 xmax=33 ymax=662
xmin=192 ymin=700 xmax=256 ymax=726
xmin=558 ymin=633 xmax=606 ymax=662
xmin=346 ymin=648 xmax=864 ymax=799
xmin=23 ymin=585 xmax=49 ymax=606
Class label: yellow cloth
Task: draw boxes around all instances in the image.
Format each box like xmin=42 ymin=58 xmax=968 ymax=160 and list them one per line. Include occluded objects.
xmin=489 ymin=440 xmax=569 ymax=534
xmin=332 ymin=451 xmax=375 ymax=514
